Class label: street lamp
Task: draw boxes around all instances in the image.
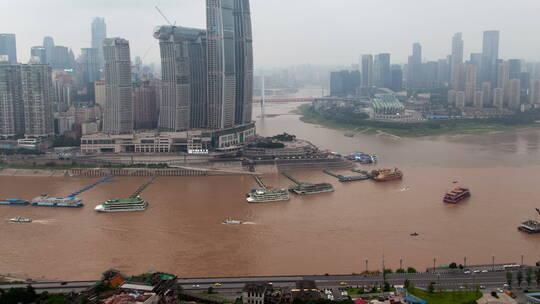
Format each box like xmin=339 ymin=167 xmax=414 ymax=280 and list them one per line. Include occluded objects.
xmin=433 ymin=258 xmax=437 ymax=274
xmin=365 ymin=259 xmax=368 ymax=274
xmin=464 ymin=256 xmax=467 ymax=268
xmin=492 ymin=255 xmax=495 ymax=271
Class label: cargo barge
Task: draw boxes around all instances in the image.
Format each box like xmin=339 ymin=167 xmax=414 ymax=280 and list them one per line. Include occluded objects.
xmin=31 ymin=195 xmax=84 ymax=208
xmin=282 ymin=172 xmax=334 ymax=195
xmin=0 ymin=198 xmax=30 ymax=206
xmin=443 ymin=187 xmax=471 ymax=204
xmin=371 ymin=168 xmax=403 ymax=182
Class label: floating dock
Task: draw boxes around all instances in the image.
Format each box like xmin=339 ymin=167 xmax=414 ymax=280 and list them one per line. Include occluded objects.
xmin=323 ymin=170 xmax=370 ymax=182
xmin=281 ymin=172 xmax=334 ymax=195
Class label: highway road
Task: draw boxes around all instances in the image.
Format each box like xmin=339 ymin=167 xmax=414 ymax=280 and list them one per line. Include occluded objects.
xmin=1 ymin=268 xmax=535 ymax=296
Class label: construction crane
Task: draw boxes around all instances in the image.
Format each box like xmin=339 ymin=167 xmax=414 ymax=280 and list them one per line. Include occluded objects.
xmin=155 ymin=6 xmax=174 ymax=26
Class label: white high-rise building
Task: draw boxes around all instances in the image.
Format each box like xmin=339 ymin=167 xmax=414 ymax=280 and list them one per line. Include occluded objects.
xmin=102 ymin=38 xmax=132 ymax=135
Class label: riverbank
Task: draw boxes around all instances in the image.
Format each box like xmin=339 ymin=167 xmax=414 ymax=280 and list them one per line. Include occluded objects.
xmin=297 ymin=104 xmax=539 ymax=137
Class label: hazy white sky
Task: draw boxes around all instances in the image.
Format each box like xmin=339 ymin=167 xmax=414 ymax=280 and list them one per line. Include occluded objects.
xmin=2 ymin=0 xmax=540 ymax=68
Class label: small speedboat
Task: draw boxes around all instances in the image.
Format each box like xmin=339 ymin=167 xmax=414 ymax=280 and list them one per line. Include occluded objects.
xmin=222 ymin=218 xmax=242 ymax=225
xmin=410 ymin=232 xmax=419 ymax=236
xmin=8 ymin=216 xmax=32 ymax=223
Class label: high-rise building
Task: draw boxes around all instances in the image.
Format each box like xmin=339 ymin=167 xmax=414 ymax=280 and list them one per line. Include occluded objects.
xmin=481 ymin=82 xmax=492 ymax=107
xmin=447 ymin=89 xmax=457 ymax=106
xmin=424 ymin=61 xmax=439 ymax=89
xmin=497 ymin=62 xmax=510 ymax=103
xmin=94 ymin=80 xmax=106 ymax=108
xmin=79 ymin=48 xmax=100 ymax=95
xmin=102 ymin=38 xmax=133 ymax=134
xmin=20 ymin=64 xmax=54 ymax=137
xmin=493 ymin=88 xmax=504 ymax=109
xmin=437 ymin=58 xmax=450 ymax=85
xmin=154 ymin=26 xmax=208 ymax=130
xmin=91 ymin=17 xmax=107 ymax=67
xmin=133 ymin=81 xmax=158 ymax=130
xmin=480 ymin=30 xmax=500 ymax=85
xmin=390 ymin=65 xmax=403 ymax=91
xmin=373 ymin=53 xmax=390 ymax=88
xmin=0 ymin=64 xmax=24 ymax=137
xmin=52 ymin=46 xmax=73 ymax=69
xmin=450 ymin=33 xmax=463 ymax=89
xmin=233 ymin=0 xmax=254 ymax=125
xmin=508 ymin=59 xmax=522 ymax=79
xmin=529 ymin=79 xmax=540 ymax=105
xmin=508 ymin=79 xmax=521 ymax=110
xmin=30 ymin=46 xmax=47 ymax=64
xmin=469 ymin=53 xmax=482 ymax=67
xmin=207 ymin=0 xmax=237 ymax=129
xmin=464 ymin=64 xmax=477 ymax=104
xmin=455 ymin=91 xmax=465 ymax=109
xmin=474 ymin=90 xmax=484 ymax=109
xmin=361 ymin=54 xmax=373 ymax=88
xmin=43 ymin=36 xmax=55 ymax=65
xmin=330 ymin=70 xmax=360 ymax=96
xmin=407 ymin=43 xmax=422 ymax=88
xmin=0 ymin=34 xmax=17 ymax=64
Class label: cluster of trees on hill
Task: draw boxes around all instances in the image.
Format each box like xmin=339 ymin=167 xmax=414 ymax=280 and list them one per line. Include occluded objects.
xmin=307 ymin=105 xmax=540 ymax=130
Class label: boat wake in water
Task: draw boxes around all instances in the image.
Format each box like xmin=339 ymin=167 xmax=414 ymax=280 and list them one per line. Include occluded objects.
xmin=242 ymin=222 xmax=256 ymax=225
xmin=32 ymin=219 xmax=58 ymax=225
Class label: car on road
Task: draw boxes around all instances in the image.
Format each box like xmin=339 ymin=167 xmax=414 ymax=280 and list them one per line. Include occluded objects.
xmin=481 ymin=270 xmax=488 ymax=273
xmin=473 ymin=270 xmax=480 ymax=273
xmin=464 ymin=271 xmax=471 ymax=274
xmin=480 ymin=285 xmax=486 ymax=289
xmin=192 ymin=284 xmax=200 ymax=288
xmin=498 ymin=288 xmax=504 ymax=293
xmin=339 ymin=282 xmax=348 ymax=286
xmin=214 ymin=283 xmax=222 ymax=287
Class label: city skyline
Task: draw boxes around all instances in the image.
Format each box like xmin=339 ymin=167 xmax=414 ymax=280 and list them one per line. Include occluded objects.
xmin=2 ymin=0 xmax=540 ymax=67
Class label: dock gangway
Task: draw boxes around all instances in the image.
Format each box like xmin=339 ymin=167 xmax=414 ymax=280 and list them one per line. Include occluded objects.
xmin=67 ymin=175 xmax=114 ymax=197
xmin=281 ymin=172 xmax=302 ymax=185
xmin=129 ymin=176 xmax=157 ymax=199
xmin=253 ymin=176 xmax=266 ymax=188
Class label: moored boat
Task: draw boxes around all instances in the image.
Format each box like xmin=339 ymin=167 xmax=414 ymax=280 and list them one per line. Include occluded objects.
xmin=518 ymin=220 xmax=540 ymax=234
xmin=31 ymin=195 xmax=84 ymax=208
xmin=371 ymin=168 xmax=403 ymax=182
xmin=443 ymin=187 xmax=471 ymax=203
xmin=94 ymin=197 xmax=148 ymax=212
xmin=0 ymin=198 xmax=30 ymax=206
xmin=246 ymin=187 xmax=290 ymax=203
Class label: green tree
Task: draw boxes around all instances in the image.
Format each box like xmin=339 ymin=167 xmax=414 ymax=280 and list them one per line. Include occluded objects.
xmin=406 ymin=267 xmax=417 ymax=273
xmin=427 ymin=283 xmax=435 ymax=294
xmin=536 ymin=269 xmax=540 ymax=286
xmin=449 ymin=262 xmax=458 ymax=269
xmin=396 ymin=268 xmax=405 ymax=273
xmin=526 ymin=268 xmax=533 ymax=286
xmin=383 ymin=281 xmax=391 ymax=292
xmin=506 ymin=271 xmax=513 ymax=286
xmin=383 ymin=268 xmax=393 ymax=274
xmin=517 ymin=270 xmax=523 ymax=287
xmin=207 ymin=287 xmax=215 ymax=294
xmin=404 ymin=279 xmax=410 ymax=289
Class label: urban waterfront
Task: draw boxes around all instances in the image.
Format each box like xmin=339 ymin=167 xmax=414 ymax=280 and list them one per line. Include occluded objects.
xmin=1 ymin=102 xmax=539 ymax=281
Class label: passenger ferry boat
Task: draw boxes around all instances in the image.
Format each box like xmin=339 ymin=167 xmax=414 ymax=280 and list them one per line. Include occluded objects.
xmin=371 ymin=168 xmax=403 ymax=182
xmin=246 ymin=187 xmax=290 ymax=203
xmin=31 ymin=195 xmax=84 ymax=208
xmin=0 ymin=198 xmax=30 ymax=206
xmin=94 ymin=197 xmax=148 ymax=212
xmin=8 ymin=216 xmax=32 ymax=223
xmin=443 ymin=187 xmax=471 ymax=203
xmin=289 ymin=182 xmax=334 ymax=195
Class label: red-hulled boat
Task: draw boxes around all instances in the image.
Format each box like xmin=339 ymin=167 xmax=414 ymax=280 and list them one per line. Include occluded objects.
xmin=371 ymin=168 xmax=403 ymax=182
xmin=443 ymin=187 xmax=471 ymax=203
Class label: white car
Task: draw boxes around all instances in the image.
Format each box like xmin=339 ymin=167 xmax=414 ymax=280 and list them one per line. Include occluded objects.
xmin=464 ymin=271 xmax=471 ymax=274
xmin=473 ymin=270 xmax=480 ymax=273
xmin=498 ymin=289 xmax=504 ymax=293
xmin=481 ymin=270 xmax=488 ymax=273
